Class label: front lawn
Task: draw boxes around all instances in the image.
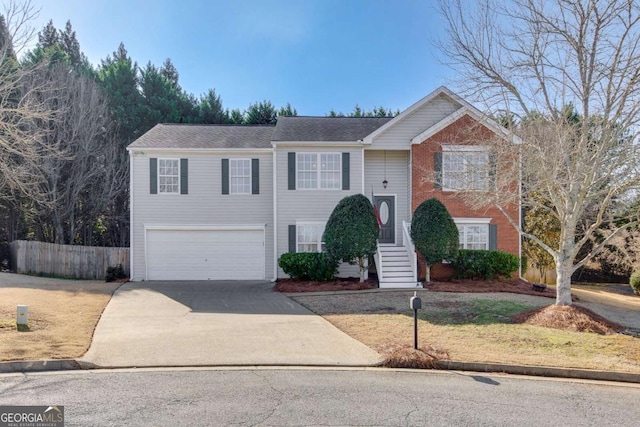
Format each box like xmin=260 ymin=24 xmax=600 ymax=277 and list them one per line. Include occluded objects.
xmin=291 ymin=290 xmax=640 ymax=373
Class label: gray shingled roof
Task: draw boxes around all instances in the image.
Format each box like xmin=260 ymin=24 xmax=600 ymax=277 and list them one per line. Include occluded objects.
xmin=127 ymin=124 xmax=275 ymax=149
xmin=272 ymin=116 xmax=393 ymax=142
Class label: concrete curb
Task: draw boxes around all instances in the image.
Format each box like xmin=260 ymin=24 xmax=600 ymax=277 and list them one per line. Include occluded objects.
xmin=436 ymin=361 xmax=640 ymax=384
xmin=1 ymin=358 xmax=639 ymax=384
xmin=0 ymin=359 xmax=81 ymax=373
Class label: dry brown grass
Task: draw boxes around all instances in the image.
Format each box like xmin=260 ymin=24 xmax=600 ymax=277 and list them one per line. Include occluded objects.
xmin=0 ymin=274 xmax=120 ymax=361
xmin=293 ymin=290 xmax=640 ymax=373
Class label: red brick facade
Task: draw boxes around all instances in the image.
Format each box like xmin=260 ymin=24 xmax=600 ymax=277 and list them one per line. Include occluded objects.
xmin=411 ymin=114 xmax=520 ymax=280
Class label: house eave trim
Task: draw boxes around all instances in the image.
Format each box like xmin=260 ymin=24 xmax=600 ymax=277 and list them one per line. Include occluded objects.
xmin=362 ymin=86 xmax=464 ymax=144
xmin=410 ymin=108 xmax=522 ymax=145
xmin=127 ymin=147 xmax=273 ymax=153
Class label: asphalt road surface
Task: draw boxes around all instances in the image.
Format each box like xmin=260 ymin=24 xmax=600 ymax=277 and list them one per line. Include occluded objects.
xmin=1 ymin=368 xmax=639 ymax=426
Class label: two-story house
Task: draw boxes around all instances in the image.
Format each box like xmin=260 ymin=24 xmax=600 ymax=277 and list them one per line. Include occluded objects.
xmin=127 ymin=86 xmax=520 ymax=287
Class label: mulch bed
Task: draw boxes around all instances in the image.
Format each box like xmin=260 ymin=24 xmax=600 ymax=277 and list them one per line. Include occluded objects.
xmin=423 ymin=278 xmax=575 ymax=300
xmin=274 ymin=278 xmax=377 ymax=293
xmin=275 ymin=277 xmax=573 ymax=299
xmin=512 ymin=305 xmax=625 ymax=335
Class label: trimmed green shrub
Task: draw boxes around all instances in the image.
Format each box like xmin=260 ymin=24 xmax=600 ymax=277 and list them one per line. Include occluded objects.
xmin=411 ymin=198 xmax=459 ymax=282
xmin=630 ymin=270 xmax=640 ymax=295
xmin=324 ymin=194 xmax=379 ymax=282
xmin=452 ymin=250 xmax=520 ymax=280
xmin=105 ymin=264 xmax=127 ymax=282
xmin=278 ymin=252 xmax=337 ymax=282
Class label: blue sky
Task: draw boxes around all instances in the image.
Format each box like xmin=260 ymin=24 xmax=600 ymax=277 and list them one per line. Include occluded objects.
xmin=29 ymin=0 xmax=454 ymax=116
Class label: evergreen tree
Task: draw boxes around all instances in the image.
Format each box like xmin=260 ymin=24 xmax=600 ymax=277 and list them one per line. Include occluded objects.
xmin=245 ymin=100 xmax=278 ymax=124
xmin=411 ymin=198 xmax=459 ymax=282
xmin=99 ymin=43 xmax=145 ymax=144
xmin=199 ymin=88 xmax=229 ymax=124
xmin=278 ymin=102 xmax=297 ymax=117
xmin=228 ymin=108 xmax=244 ymax=124
xmin=323 ymin=194 xmax=379 ymax=282
xmin=160 ymin=58 xmax=180 ymax=90
xmin=60 ymin=20 xmax=84 ymax=67
xmin=37 ymin=20 xmax=59 ymax=49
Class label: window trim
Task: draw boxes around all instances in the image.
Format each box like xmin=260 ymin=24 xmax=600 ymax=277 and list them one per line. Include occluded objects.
xmin=157 ymin=158 xmax=180 ymax=195
xmin=441 ymin=145 xmax=490 ymax=192
xmin=229 ymin=158 xmax=252 ymax=195
xmin=295 ymin=221 xmax=326 ymax=253
xmin=295 ymin=152 xmax=342 ymax=190
xmin=454 ymin=218 xmax=491 ymax=250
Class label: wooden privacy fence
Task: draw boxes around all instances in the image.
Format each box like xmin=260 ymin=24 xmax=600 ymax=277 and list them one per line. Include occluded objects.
xmin=9 ymin=240 xmax=129 ymax=280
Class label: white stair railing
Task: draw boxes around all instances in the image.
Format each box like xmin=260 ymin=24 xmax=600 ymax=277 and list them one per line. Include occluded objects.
xmin=402 ymin=221 xmax=417 ymax=283
xmin=374 ymin=239 xmax=382 ymax=281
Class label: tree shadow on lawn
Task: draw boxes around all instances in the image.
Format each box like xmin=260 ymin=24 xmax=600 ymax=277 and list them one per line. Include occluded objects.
xmin=403 ymin=299 xmax=539 ymax=327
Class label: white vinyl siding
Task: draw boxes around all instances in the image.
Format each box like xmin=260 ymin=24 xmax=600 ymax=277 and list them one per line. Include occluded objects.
xmin=363 ymin=150 xmax=410 ymax=245
xmin=158 ymin=158 xmax=180 ymax=194
xmin=442 ymin=149 xmax=489 ymax=191
xmin=129 ymin=151 xmax=274 ymax=281
xmin=230 ymin=159 xmax=251 ymax=194
xmin=276 ymin=146 xmax=362 ymax=278
xmin=371 ymin=95 xmax=461 ymax=148
xmin=296 ymin=153 xmax=341 ymax=190
xmin=296 ymin=222 xmax=325 ymax=253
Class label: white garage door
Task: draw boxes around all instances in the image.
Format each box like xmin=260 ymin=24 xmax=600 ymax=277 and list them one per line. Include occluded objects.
xmin=146 ymin=228 xmax=265 ymax=280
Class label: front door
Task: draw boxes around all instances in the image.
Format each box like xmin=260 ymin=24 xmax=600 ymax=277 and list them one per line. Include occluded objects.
xmin=374 ymin=195 xmax=395 ymax=244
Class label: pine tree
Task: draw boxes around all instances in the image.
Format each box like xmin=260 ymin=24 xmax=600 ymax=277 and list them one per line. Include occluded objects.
xmin=37 ymin=20 xmax=58 ymax=49
xmin=199 ymin=89 xmax=229 ymax=124
xmin=245 ymin=100 xmax=277 ymax=124
xmin=60 ymin=20 xmax=82 ymax=66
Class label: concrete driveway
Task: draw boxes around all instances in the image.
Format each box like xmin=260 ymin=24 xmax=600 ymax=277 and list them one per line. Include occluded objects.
xmin=80 ymin=281 xmax=382 ymax=368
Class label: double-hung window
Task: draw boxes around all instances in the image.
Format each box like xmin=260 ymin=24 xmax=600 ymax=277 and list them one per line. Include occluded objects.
xmin=230 ymin=159 xmax=251 ymax=194
xmin=442 ymin=146 xmax=489 ymax=191
xmin=296 ymin=153 xmax=341 ymax=190
xmin=158 ymin=158 xmax=180 ymax=194
xmin=296 ymin=222 xmax=326 ymax=252
xmin=455 ymin=218 xmax=491 ymax=250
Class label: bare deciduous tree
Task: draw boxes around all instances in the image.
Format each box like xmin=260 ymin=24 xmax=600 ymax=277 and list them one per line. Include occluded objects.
xmin=27 ymin=63 xmax=127 ymax=244
xmin=0 ymin=0 xmax=60 ymax=206
xmin=437 ymin=0 xmax=640 ymax=305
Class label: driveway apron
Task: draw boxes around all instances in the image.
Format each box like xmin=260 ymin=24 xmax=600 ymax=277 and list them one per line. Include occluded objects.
xmin=80 ymin=281 xmax=382 ymax=368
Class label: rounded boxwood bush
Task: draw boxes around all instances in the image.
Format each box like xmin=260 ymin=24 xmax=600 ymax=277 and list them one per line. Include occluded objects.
xmin=278 ymin=252 xmax=337 ymax=282
xmin=452 ymin=250 xmax=520 ymax=280
xmin=630 ymin=270 xmax=640 ymax=295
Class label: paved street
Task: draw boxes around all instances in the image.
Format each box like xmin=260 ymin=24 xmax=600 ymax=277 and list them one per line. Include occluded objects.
xmin=1 ymin=368 xmax=639 ymax=426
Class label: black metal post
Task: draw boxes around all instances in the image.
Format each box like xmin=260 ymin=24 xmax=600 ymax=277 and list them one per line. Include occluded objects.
xmin=413 ymin=308 xmax=418 ymax=350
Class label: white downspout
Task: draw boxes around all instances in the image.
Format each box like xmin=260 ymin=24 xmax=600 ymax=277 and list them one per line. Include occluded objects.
xmin=272 ymin=146 xmax=278 ymax=281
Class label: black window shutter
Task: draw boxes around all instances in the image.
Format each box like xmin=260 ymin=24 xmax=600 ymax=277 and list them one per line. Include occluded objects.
xmin=180 ymin=159 xmax=188 ymax=194
xmin=221 ymin=159 xmax=229 ymax=195
xmin=434 ymin=152 xmax=443 ymax=190
xmin=489 ymin=224 xmax=498 ymax=250
xmin=288 ymin=152 xmax=296 ymax=190
xmin=288 ymin=225 xmax=296 ymax=253
xmin=150 ymin=158 xmax=158 ymax=194
xmin=342 ymin=152 xmax=350 ymax=190
xmin=252 ymin=158 xmax=259 ymax=194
